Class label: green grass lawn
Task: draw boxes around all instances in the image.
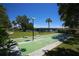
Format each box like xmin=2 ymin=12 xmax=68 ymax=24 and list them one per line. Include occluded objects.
xmin=9 ymin=31 xmax=38 ymax=38
xmin=18 ymin=33 xmax=59 ymax=56
xmin=9 ymin=31 xmax=54 ymax=38
xmin=9 ymin=31 xmax=54 ymax=42
xmin=44 ymin=36 xmax=79 ymax=56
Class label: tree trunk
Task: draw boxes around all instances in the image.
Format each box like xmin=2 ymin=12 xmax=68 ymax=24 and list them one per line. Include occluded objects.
xmin=48 ymin=22 xmax=50 ymax=32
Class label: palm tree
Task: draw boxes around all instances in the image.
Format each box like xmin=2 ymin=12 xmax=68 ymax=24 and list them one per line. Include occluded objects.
xmin=46 ymin=18 xmax=52 ymax=31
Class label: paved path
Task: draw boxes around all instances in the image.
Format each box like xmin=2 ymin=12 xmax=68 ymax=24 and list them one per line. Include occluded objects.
xmin=28 ymin=41 xmax=62 ymax=56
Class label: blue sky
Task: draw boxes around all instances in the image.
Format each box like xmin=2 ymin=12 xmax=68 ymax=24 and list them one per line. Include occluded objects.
xmin=3 ymin=3 xmax=63 ymax=28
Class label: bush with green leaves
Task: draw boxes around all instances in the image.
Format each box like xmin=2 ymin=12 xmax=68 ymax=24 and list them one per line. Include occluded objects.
xmin=0 ymin=28 xmax=18 ymax=56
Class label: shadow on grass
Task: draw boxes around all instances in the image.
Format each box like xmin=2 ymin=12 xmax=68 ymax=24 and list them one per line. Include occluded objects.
xmin=25 ymin=40 xmax=31 ymax=42
xmin=45 ymin=34 xmax=79 ymax=56
xmin=20 ymin=48 xmax=27 ymax=52
xmin=51 ymin=34 xmax=68 ymax=41
xmin=63 ymin=37 xmax=79 ymax=45
xmin=44 ymin=48 xmax=79 ymax=56
xmin=52 ymin=34 xmax=79 ymax=45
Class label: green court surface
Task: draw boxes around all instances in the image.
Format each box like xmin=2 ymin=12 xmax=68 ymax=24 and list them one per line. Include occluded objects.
xmin=18 ymin=33 xmax=60 ymax=55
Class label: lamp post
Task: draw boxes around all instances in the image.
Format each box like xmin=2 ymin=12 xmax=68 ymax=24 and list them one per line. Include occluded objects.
xmin=31 ymin=17 xmax=35 ymax=41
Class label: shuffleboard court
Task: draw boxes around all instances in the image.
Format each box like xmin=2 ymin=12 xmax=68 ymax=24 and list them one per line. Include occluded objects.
xmin=18 ymin=33 xmax=61 ymax=56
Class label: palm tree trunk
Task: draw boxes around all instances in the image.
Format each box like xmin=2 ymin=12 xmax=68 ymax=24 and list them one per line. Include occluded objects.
xmin=48 ymin=22 xmax=50 ymax=32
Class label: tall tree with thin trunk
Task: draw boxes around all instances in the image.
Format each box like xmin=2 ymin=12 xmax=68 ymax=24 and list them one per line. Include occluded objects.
xmin=46 ymin=18 xmax=52 ymax=31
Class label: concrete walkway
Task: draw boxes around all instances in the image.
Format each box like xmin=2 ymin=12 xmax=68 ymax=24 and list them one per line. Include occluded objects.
xmin=28 ymin=41 xmax=62 ymax=56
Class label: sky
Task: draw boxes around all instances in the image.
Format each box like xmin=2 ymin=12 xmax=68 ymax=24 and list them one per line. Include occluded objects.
xmin=3 ymin=3 xmax=64 ymax=28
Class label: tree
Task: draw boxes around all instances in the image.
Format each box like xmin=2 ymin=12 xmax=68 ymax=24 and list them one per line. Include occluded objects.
xmin=58 ymin=4 xmax=79 ymax=29
xmin=0 ymin=28 xmax=10 ymax=55
xmin=0 ymin=4 xmax=21 ymax=56
xmin=0 ymin=5 xmax=11 ymax=30
xmin=16 ymin=15 xmax=30 ymax=31
xmin=26 ymin=23 xmax=33 ymax=30
xmin=58 ymin=3 xmax=79 ymax=34
xmin=0 ymin=28 xmax=21 ymax=56
xmin=12 ymin=20 xmax=17 ymax=26
xmin=12 ymin=20 xmax=19 ymax=31
xmin=46 ymin=18 xmax=52 ymax=31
